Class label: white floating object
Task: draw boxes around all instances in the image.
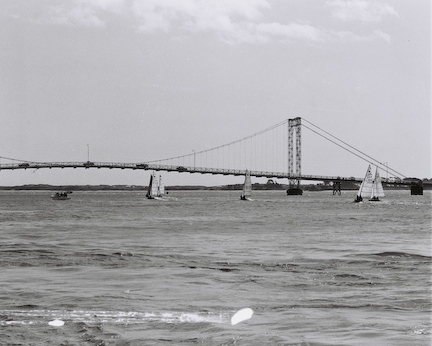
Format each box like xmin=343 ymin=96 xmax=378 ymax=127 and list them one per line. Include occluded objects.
xmin=48 ymin=319 xmax=64 ymax=326
xmin=231 ymin=308 xmax=253 ymax=325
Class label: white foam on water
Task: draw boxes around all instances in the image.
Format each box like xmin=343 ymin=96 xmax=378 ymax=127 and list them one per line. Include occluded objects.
xmin=3 ymin=321 xmax=36 ymax=325
xmin=0 ymin=309 xmax=228 ymax=325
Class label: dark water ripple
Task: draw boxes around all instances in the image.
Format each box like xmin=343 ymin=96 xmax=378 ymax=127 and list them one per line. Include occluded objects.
xmin=0 ymin=190 xmax=431 ymax=345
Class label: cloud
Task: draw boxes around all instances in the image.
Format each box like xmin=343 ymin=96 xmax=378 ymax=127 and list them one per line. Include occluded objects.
xmin=22 ymin=0 xmax=395 ymax=44
xmin=122 ymin=0 xmax=327 ymax=44
xmin=255 ymin=22 xmax=325 ymax=42
xmin=327 ymin=0 xmax=399 ymax=22
xmin=43 ymin=0 xmax=325 ymax=44
xmin=46 ymin=3 xmax=105 ymax=27
xmin=334 ymin=29 xmax=392 ymax=43
xmin=131 ymin=0 xmax=270 ymax=35
xmin=372 ymin=30 xmax=391 ymax=43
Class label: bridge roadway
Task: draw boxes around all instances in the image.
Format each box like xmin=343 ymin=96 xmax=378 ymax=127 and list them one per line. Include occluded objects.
xmin=0 ymin=161 xmax=367 ymax=182
xmin=0 ymin=160 xmax=426 ymax=186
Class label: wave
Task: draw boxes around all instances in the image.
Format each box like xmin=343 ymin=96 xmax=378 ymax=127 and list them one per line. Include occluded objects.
xmin=370 ymin=251 xmax=432 ymax=260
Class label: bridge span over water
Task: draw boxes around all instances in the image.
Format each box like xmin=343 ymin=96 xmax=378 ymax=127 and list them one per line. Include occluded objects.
xmin=0 ymin=160 xmax=423 ymax=186
xmin=1 ymin=118 xmax=427 ymax=194
xmin=0 ymin=160 xmax=363 ymax=182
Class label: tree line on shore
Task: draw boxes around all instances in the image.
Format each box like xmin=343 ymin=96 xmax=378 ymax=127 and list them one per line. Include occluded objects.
xmin=1 ymin=180 xmax=414 ymax=191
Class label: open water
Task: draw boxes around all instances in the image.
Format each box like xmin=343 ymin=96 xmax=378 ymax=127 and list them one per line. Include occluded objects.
xmin=0 ymin=189 xmax=431 ymax=346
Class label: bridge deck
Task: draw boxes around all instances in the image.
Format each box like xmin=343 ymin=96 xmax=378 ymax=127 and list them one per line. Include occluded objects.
xmin=0 ymin=161 xmax=427 ymax=185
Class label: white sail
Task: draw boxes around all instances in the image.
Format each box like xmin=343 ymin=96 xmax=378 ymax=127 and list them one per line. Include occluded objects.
xmin=157 ymin=175 xmax=165 ymax=197
xmin=375 ymin=176 xmax=385 ymax=197
xmin=241 ymin=170 xmax=252 ymax=200
xmin=151 ymin=172 xmax=159 ymax=197
xmin=370 ymin=168 xmax=385 ymax=199
xmin=355 ymin=165 xmax=373 ymax=201
xmin=147 ymin=172 xmax=159 ymax=199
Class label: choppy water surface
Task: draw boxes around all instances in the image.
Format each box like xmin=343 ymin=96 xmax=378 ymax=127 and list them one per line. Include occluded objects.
xmin=0 ymin=189 xmax=431 ymax=345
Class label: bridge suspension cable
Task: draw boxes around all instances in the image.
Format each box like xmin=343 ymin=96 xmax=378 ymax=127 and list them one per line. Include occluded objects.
xmin=144 ymin=119 xmax=290 ymax=174
xmin=133 ymin=117 xmax=407 ymax=179
xmin=1 ymin=117 xmax=408 ymax=180
xmin=301 ymin=119 xmax=406 ymax=178
xmin=0 ymin=156 xmax=39 ymax=163
xmin=145 ymin=119 xmax=289 ymax=163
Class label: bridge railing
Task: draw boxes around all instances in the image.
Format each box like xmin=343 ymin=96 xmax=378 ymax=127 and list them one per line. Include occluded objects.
xmin=0 ymin=161 xmax=363 ymax=181
xmin=5 ymin=161 xmax=427 ymax=185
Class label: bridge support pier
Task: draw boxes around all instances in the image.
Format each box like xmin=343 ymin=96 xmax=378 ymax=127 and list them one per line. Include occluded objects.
xmin=332 ymin=181 xmax=341 ymax=195
xmin=410 ymin=181 xmax=423 ymax=195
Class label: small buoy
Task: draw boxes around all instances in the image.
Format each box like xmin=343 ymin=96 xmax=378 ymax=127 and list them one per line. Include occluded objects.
xmin=48 ymin=319 xmax=64 ymax=326
xmin=231 ymin=308 xmax=253 ymax=325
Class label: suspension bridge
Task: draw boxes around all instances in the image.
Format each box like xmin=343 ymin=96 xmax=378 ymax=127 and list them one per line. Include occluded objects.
xmin=0 ymin=118 xmax=426 ymax=194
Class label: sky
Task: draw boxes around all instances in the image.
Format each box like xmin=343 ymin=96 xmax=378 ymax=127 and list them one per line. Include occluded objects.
xmin=0 ymin=0 xmax=430 ymax=186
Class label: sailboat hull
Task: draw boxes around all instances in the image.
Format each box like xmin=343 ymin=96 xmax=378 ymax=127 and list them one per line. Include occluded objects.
xmin=353 ymin=195 xmax=363 ymax=203
xmin=51 ymin=195 xmax=70 ymax=200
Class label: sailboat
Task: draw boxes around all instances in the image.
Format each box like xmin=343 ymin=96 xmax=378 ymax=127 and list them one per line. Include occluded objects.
xmin=146 ymin=172 xmax=159 ymax=199
xmin=240 ymin=170 xmax=252 ymax=201
xmin=354 ymin=165 xmax=373 ymax=203
xmin=369 ymin=167 xmax=385 ymax=201
xmin=146 ymin=172 xmax=165 ymax=199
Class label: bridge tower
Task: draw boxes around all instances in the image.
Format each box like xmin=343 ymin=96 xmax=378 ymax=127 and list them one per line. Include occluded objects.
xmin=287 ymin=117 xmax=302 ymax=195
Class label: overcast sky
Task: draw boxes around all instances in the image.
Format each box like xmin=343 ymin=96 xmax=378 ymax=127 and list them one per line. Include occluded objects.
xmin=0 ymin=0 xmax=430 ymax=186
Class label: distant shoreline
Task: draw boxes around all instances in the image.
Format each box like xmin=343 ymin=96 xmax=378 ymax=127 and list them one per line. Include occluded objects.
xmin=0 ymin=182 xmax=418 ymax=191
xmin=0 ymin=183 xmax=287 ymax=191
